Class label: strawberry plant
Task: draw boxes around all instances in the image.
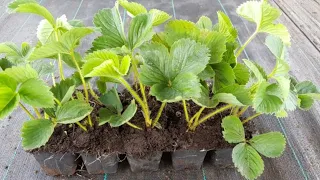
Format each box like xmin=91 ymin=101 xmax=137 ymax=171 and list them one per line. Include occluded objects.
xmin=0 ymin=0 xmax=319 ymax=179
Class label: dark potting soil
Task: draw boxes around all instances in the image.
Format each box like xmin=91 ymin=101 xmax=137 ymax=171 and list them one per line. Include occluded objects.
xmin=32 ymin=88 xmax=255 ymax=157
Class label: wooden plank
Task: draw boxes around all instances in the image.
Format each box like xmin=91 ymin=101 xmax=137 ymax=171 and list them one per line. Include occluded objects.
xmin=273 ymin=0 xmax=320 ymax=51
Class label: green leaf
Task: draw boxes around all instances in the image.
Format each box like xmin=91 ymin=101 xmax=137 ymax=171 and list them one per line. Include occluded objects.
xmin=28 ymin=42 xmax=69 ymax=61
xmin=295 ymin=81 xmax=320 ymax=110
xmin=56 ymin=100 xmax=93 ymax=124
xmin=0 ymin=58 xmax=13 ymax=70
xmin=232 ymin=143 xmax=264 ymax=180
xmin=99 ymin=87 xmax=123 ymax=114
xmin=60 ymin=27 xmax=94 ymax=50
xmin=296 ymin=81 xmax=319 ymax=94
xmin=211 ymin=62 xmax=235 ymax=90
xmin=217 ymin=11 xmax=237 ymax=42
xmin=265 ymin=35 xmax=287 ymax=60
xmin=236 ymin=0 xmax=290 ymax=45
xmin=60 ymin=52 xmax=84 ymax=69
xmin=4 ymin=65 xmax=38 ymax=83
xmin=8 ymin=0 xmax=55 ymax=26
xmin=83 ymin=50 xmax=128 ymax=80
xmin=222 ymin=42 xmax=238 ymax=66
xmin=0 ymin=87 xmax=20 ymax=119
xmin=21 ymin=119 xmax=55 ymax=150
xmin=0 ymin=73 xmax=17 ymax=90
xmin=118 ymin=0 xmax=147 ymax=16
xmin=18 ymin=78 xmax=55 ymax=108
xmin=119 ymin=55 xmax=131 ymax=75
xmin=205 ymin=31 xmax=227 ymax=64
xmin=68 ymin=19 xmax=85 ymax=27
xmin=233 ymin=63 xmax=250 ymax=85
xmin=31 ymin=60 xmax=55 ymax=77
xmin=253 ymin=81 xmax=283 ymax=113
xmin=140 ymin=39 xmax=209 ymax=102
xmin=249 ymin=132 xmax=286 ymax=158
xmin=284 ymin=90 xmax=298 ymax=111
xmin=198 ymin=65 xmax=215 ymax=80
xmin=274 ymin=76 xmax=290 ymax=100
xmin=0 ymin=42 xmax=30 ymax=64
xmin=298 ymin=94 xmax=314 ymax=110
xmin=196 ymin=16 xmax=213 ymax=30
xmin=164 ymin=20 xmax=200 ymax=46
xmin=96 ymin=79 xmax=107 ymax=94
xmin=50 ymin=78 xmax=75 ymax=102
xmin=214 ymin=84 xmax=252 ymax=106
xmin=150 ymin=9 xmax=171 ymax=26
xmin=192 ymin=84 xmax=219 ymax=108
xmin=128 ymin=13 xmax=154 ymax=50
xmin=222 ymin=116 xmax=245 ymax=143
xmin=243 ymin=59 xmax=267 ymax=81
xmin=99 ymin=100 xmax=137 ymax=127
xmin=36 ymin=19 xmax=54 ymax=45
xmin=93 ymin=7 xmax=126 ymax=49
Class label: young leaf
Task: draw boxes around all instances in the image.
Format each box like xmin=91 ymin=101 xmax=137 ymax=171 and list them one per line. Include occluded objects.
xmin=196 ymin=16 xmax=213 ymax=30
xmin=100 ymin=100 xmax=137 ymax=127
xmin=253 ymin=81 xmax=283 ymax=113
xmin=96 ymin=79 xmax=107 ymax=94
xmin=204 ymin=31 xmax=227 ymax=64
xmin=295 ymin=81 xmax=320 ymax=110
xmin=243 ymin=59 xmax=267 ymax=81
xmin=249 ymin=132 xmax=286 ymax=158
xmin=128 ymin=13 xmax=154 ymax=50
xmin=149 ymin=9 xmax=171 ymax=26
xmin=222 ymin=116 xmax=245 ymax=143
xmin=217 ymin=11 xmax=237 ymax=42
xmin=60 ymin=52 xmax=84 ymax=69
xmin=56 ymin=99 xmax=93 ymax=124
xmin=214 ymin=84 xmax=252 ymax=106
xmin=21 ymin=119 xmax=55 ymax=150
xmin=50 ymin=78 xmax=76 ymax=103
xmin=233 ymin=63 xmax=250 ymax=85
xmin=18 ymin=78 xmax=55 ymax=108
xmin=37 ymin=20 xmax=55 ymax=45
xmin=99 ymin=87 xmax=123 ymax=114
xmin=118 ymin=0 xmax=147 ymax=16
xmin=0 ymin=58 xmax=13 ymax=70
xmin=211 ymin=62 xmax=236 ymax=90
xmin=164 ymin=20 xmax=200 ymax=46
xmin=198 ymin=65 xmax=215 ymax=81
xmin=99 ymin=108 xmax=117 ymax=126
xmin=232 ymin=143 xmax=264 ymax=180
xmin=0 ymin=87 xmax=20 ymax=119
xmin=4 ymin=65 xmax=38 ymax=83
xmin=265 ymin=35 xmax=287 ymax=60
xmin=192 ymin=84 xmax=219 ymax=108
xmin=222 ymin=42 xmax=238 ymax=66
xmin=236 ymin=0 xmax=290 ymax=45
xmin=140 ymin=39 xmax=209 ymax=102
xmin=60 ymin=27 xmax=94 ymax=50
xmin=8 ymin=0 xmax=55 ymax=26
xmin=93 ymin=7 xmax=126 ymax=49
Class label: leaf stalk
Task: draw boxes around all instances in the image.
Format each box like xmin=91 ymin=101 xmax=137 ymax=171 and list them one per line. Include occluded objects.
xmin=235 ymin=30 xmax=258 ymax=58
xmin=152 ymin=102 xmax=166 ymax=128
xmin=54 ymin=30 xmax=65 ymax=81
xmin=182 ymin=100 xmax=190 ymax=123
xmin=242 ymin=113 xmax=262 ymax=124
xmin=19 ymin=102 xmax=36 ymax=119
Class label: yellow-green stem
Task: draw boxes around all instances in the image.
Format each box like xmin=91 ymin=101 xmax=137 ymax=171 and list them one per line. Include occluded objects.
xmin=182 ymin=100 xmax=190 ymax=123
xmin=54 ymin=30 xmax=65 ymax=80
xmin=126 ymin=122 xmax=143 ymax=130
xmin=237 ymin=106 xmax=249 ymax=117
xmin=232 ymin=106 xmax=240 ymax=115
xmin=242 ymin=113 xmax=262 ymax=124
xmin=88 ymin=83 xmax=102 ymax=105
xmin=152 ymin=102 xmax=166 ymax=128
xmin=54 ymin=97 xmax=62 ymax=106
xmin=19 ymin=103 xmax=35 ymax=119
xmin=189 ymin=107 xmax=205 ymax=131
xmin=70 ymin=51 xmax=92 ymax=127
xmin=196 ymin=104 xmax=233 ymax=127
xmin=33 ymin=107 xmax=42 ymax=118
xmin=76 ymin=122 xmax=87 ymax=131
xmin=119 ymin=78 xmax=152 ymax=127
xmin=235 ymin=31 xmax=258 ymax=58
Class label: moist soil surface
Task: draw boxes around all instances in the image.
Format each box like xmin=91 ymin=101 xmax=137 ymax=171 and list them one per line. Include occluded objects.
xmin=33 ymin=89 xmax=255 ymax=157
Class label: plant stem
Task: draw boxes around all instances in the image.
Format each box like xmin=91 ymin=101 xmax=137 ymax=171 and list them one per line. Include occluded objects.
xmin=88 ymin=83 xmax=102 ymax=105
xmin=54 ymin=97 xmax=62 ymax=106
xmin=232 ymin=106 xmax=240 ymax=115
xmin=235 ymin=30 xmax=258 ymax=58
xmin=70 ymin=51 xmax=92 ymax=127
xmin=152 ymin=102 xmax=166 ymax=128
xmin=33 ymin=107 xmax=42 ymax=118
xmin=76 ymin=122 xmax=87 ymax=131
xmin=182 ymin=100 xmax=190 ymax=123
xmin=54 ymin=30 xmax=65 ymax=81
xmin=196 ymin=104 xmax=233 ymax=126
xmin=19 ymin=103 xmax=35 ymax=119
xmin=131 ymin=57 xmax=151 ymax=127
xmin=126 ymin=122 xmax=143 ymax=130
xmin=242 ymin=113 xmax=262 ymax=124
xmin=189 ymin=107 xmax=206 ymax=131
xmin=119 ymin=78 xmax=152 ymax=127
xmin=237 ymin=106 xmax=248 ymax=117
